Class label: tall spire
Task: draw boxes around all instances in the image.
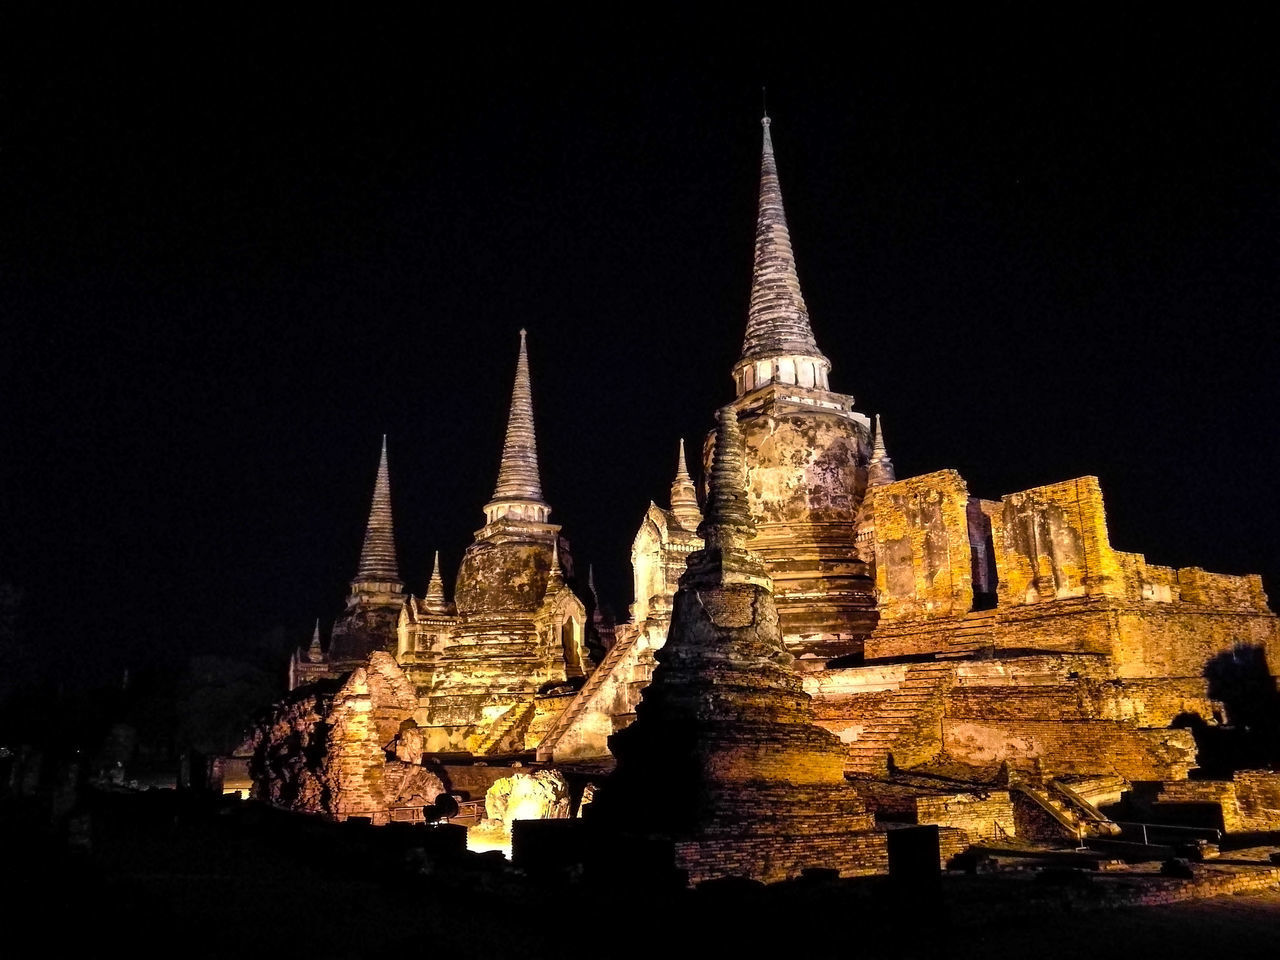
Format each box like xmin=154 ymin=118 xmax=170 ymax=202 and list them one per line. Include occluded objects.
xmin=867 ymin=414 xmax=896 ymax=487
xmin=670 ymin=437 xmax=703 ymax=531
xmin=733 ymin=113 xmax=830 ymax=397
xmin=486 ymin=329 xmax=549 ymax=522
xmin=354 ymin=435 xmax=402 ymax=584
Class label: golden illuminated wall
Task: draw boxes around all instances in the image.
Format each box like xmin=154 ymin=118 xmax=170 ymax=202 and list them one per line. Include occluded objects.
xmin=869 ymin=470 xmax=974 ymax=620
xmin=989 ymin=476 xmax=1123 ymax=607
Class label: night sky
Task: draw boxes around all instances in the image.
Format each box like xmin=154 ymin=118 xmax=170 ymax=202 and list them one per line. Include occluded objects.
xmin=4 ymin=12 xmax=1278 ymax=693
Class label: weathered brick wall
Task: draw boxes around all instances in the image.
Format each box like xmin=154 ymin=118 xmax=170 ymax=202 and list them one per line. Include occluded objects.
xmin=1178 ymin=568 xmax=1271 ymax=611
xmin=804 ymin=664 xmax=905 ymax=744
xmin=1111 ymin=606 xmax=1280 ymax=680
xmin=1157 ymin=771 xmax=1280 ymax=833
xmin=526 ymin=692 xmax=575 ymax=751
xmin=871 ymin=470 xmax=974 ymax=620
xmin=941 ymin=716 xmax=1196 ymax=780
xmin=1234 ymin=770 xmax=1280 ymax=830
xmin=990 ymin=599 xmax=1117 ymax=655
xmin=674 ymin=831 xmax=889 ymax=884
xmin=948 ymin=674 xmax=1214 ymax=728
xmin=1088 ymin=678 xmax=1218 ymax=726
xmin=323 ymin=653 xmax=419 ymax=823
xmin=991 ymin=476 xmax=1123 ymax=608
xmin=914 ymin=792 xmax=1015 ymax=842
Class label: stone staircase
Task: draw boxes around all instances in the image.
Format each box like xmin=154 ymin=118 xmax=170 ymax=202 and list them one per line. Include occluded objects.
xmin=845 ymin=661 xmax=956 ymax=776
xmin=1061 ymin=773 xmax=1129 ymax=809
xmin=535 ymin=629 xmax=643 ymax=762
xmin=1012 ymin=778 xmax=1123 ymax=840
xmin=936 ymin=607 xmax=999 ymax=658
xmin=474 ymin=700 xmax=536 ymax=756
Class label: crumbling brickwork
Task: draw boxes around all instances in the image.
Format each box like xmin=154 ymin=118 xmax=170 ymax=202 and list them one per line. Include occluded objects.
xmin=1145 ymin=771 xmax=1280 ymax=833
xmin=870 ymin=470 xmax=974 ymax=620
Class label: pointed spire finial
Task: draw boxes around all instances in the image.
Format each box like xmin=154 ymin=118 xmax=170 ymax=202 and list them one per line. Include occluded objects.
xmin=354 ymin=436 xmax=402 ymax=585
xmin=306 ymin=618 xmax=323 ymax=661
xmin=670 ymin=436 xmax=703 ymax=530
xmin=733 ymin=112 xmax=832 ymax=397
xmin=548 ymin=538 xmax=565 ymax=588
xmin=487 ymin=329 xmax=547 ymax=516
xmin=427 ymin=549 xmax=444 ymax=593
xmin=423 ymin=549 xmax=450 ymax=613
xmin=867 ymin=414 xmax=896 ymax=487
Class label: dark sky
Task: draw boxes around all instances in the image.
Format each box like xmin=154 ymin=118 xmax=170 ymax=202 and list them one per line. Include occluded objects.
xmin=3 ymin=11 xmax=1278 ymax=689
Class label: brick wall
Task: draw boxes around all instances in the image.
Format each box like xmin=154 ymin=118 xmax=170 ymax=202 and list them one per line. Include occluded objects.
xmin=991 ymin=477 xmax=1122 ymax=608
xmin=941 ymin=716 xmax=1196 ymax=780
xmin=871 ymin=470 xmax=974 ymax=620
xmin=1157 ymin=771 xmax=1280 ymax=833
xmin=674 ymin=831 xmax=890 ymax=884
xmin=914 ymin=792 xmax=1015 ymax=842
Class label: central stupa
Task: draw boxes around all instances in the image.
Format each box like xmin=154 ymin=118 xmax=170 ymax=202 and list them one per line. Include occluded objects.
xmin=594 ymin=405 xmax=888 ymax=884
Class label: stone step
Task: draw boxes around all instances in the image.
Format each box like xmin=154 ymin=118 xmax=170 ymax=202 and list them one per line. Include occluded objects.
xmin=844 ymin=753 xmax=890 ymax=775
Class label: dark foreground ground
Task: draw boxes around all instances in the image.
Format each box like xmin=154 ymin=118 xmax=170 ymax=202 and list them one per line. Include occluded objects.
xmin=7 ymin=790 xmax=1279 ymax=959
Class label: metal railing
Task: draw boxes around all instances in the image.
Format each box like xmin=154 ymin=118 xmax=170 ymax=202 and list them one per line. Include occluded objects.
xmin=1112 ymin=820 xmax=1222 ymax=844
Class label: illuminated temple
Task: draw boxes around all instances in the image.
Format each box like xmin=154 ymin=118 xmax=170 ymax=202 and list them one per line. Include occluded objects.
xmin=248 ymin=115 xmax=1280 ymax=882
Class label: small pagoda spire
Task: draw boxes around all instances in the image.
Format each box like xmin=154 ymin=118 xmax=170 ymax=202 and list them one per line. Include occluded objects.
xmin=422 ymin=550 xmax=450 ymax=614
xmin=306 ymin=619 xmax=323 ymax=662
xmin=684 ymin=407 xmax=769 ymax=590
xmin=587 ymin=563 xmax=599 ymax=601
xmin=867 ymin=414 xmax=896 ymax=487
xmin=547 ymin=538 xmax=565 ymax=589
xmin=486 ymin=329 xmax=549 ymax=522
xmin=670 ymin=437 xmax=703 ymax=530
xmin=354 ymin=435 xmax=402 ymax=585
xmin=733 ymin=113 xmax=831 ymax=397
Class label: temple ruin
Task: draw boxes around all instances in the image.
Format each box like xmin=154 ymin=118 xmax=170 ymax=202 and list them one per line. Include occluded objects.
xmin=247 ymin=113 xmax=1280 ymax=881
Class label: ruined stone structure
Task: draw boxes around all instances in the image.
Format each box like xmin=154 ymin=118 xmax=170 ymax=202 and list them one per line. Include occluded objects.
xmin=250 ymin=652 xmax=445 ymax=824
xmin=534 ymin=444 xmax=704 ymax=763
xmin=723 ymin=115 xmax=878 ymax=663
xmin=542 ymin=114 xmax=1280 ymax=800
xmin=413 ymin=331 xmax=587 ymax=755
xmin=259 ymin=114 xmax=1279 ymax=864
xmin=592 ymin=407 xmax=886 ymax=883
xmin=286 ymin=331 xmax=587 ymax=766
xmin=814 ymin=470 xmax=1280 ymax=780
xmin=290 ymin=436 xmax=404 ymax=688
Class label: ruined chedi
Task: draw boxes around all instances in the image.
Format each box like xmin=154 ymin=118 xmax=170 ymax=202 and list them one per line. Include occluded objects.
xmin=723 ymin=114 xmax=877 ymax=662
xmin=595 ymin=406 xmax=886 ymax=884
xmin=419 ymin=330 xmax=587 ymax=753
xmin=291 ymin=435 xmax=405 ymax=687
